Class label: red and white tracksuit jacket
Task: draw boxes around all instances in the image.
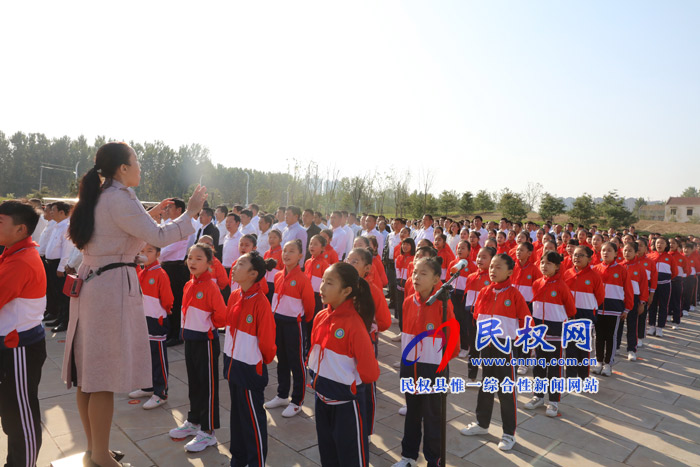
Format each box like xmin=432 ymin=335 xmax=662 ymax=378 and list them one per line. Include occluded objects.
xmin=531 ymin=274 xmax=577 ymax=339
xmin=436 ymin=246 xmax=455 ymax=281
xmin=592 ymin=262 xmax=635 ymax=317
xmin=182 ymin=272 xmax=227 ymax=340
xmin=138 ymin=261 xmax=173 ymax=339
xmin=473 ymin=278 xmax=531 ymax=345
xmin=511 ymin=260 xmax=542 ymax=303
xmin=304 ymin=256 xmax=330 ymax=293
xmin=264 ymin=246 xmax=283 ymax=283
xmin=272 ymin=266 xmax=315 ymax=323
xmin=464 ymin=269 xmax=492 ymax=309
xmin=447 ymin=257 xmax=477 ymax=293
xmin=622 ymin=259 xmax=650 ymax=303
xmin=562 ymin=265 xmax=605 ymax=321
xmin=321 ymin=245 xmax=339 ymax=266
xmin=0 ymin=237 xmax=46 ymax=349
xmin=639 ymin=254 xmax=658 ymax=293
xmin=308 ymin=299 xmax=380 ymax=403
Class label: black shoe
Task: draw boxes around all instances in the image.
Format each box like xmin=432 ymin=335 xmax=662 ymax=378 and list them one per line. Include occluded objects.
xmin=52 ymin=322 xmax=68 ymax=333
xmin=166 ymin=338 xmax=183 ymax=347
xmin=43 ymin=313 xmax=58 ymax=322
xmin=45 ymin=319 xmax=62 ymax=328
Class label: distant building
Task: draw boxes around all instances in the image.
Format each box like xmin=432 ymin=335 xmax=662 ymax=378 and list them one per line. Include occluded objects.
xmin=639 ymin=204 xmax=665 ymax=221
xmin=664 ymin=197 xmax=700 ymax=223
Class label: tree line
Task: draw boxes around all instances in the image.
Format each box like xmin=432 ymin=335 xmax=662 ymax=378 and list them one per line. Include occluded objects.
xmin=0 ymin=130 xmax=661 ymax=229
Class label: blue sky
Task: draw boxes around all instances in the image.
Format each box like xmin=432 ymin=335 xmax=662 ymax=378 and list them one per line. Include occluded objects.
xmin=1 ymin=0 xmax=698 ymax=201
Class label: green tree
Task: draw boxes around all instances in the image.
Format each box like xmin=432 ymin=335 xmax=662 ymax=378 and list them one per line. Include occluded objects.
xmin=460 ymin=191 xmax=474 ymax=214
xmin=538 ymin=193 xmax=567 ymax=222
xmin=568 ymin=193 xmax=597 ymax=226
xmin=474 ymin=190 xmax=495 ymax=212
xmin=498 ymin=189 xmax=528 ymax=222
xmin=438 ymin=190 xmax=458 ymax=216
xmin=681 ymin=186 xmax=699 ymax=198
xmin=597 ymin=190 xmax=638 ymax=229
xmin=633 ymin=197 xmax=647 ymax=216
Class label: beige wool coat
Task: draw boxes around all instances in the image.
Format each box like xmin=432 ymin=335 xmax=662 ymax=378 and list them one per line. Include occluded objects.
xmin=61 ymin=180 xmax=194 ymax=393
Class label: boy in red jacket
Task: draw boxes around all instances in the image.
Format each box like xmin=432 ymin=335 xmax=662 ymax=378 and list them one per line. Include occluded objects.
xmin=461 ymin=253 xmax=530 ymax=452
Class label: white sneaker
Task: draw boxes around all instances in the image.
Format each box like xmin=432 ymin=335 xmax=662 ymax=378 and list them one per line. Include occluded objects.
xmin=498 ymin=434 xmax=516 ymax=451
xmin=524 ymin=396 xmax=544 ymax=410
xmin=391 ymin=332 xmax=402 ymax=342
xmin=128 ymin=389 xmax=153 ymax=399
xmin=628 ymin=351 xmax=637 ymax=361
xmin=648 ymin=326 xmax=656 ymax=336
xmin=263 ymin=396 xmax=289 ymax=409
xmin=281 ymin=403 xmax=301 ymax=417
xmin=546 ymin=402 xmax=558 ymax=417
xmin=391 ymin=457 xmax=417 ymax=467
xmin=398 ymin=405 xmax=407 ymax=416
xmin=656 ymin=328 xmax=663 ymax=337
xmin=517 ymin=365 xmax=528 ymax=375
xmin=683 ymin=309 xmax=688 ymax=316
xmin=691 ymin=305 xmax=696 ymax=311
xmin=169 ymin=420 xmax=200 ymax=439
xmin=184 ymin=430 xmax=217 ymax=452
xmin=143 ymin=395 xmax=166 ymax=410
xmin=602 ymin=364 xmax=612 ymax=376
xmin=460 ymin=422 xmax=488 ymax=436
xmin=391 ymin=317 xmax=399 ymax=324
xmin=458 ymin=349 xmax=468 ymax=358
xmin=592 ymin=362 xmax=603 ymax=374
xmin=671 ymin=324 xmax=679 ymax=330
xmin=638 ymin=339 xmax=644 ymax=348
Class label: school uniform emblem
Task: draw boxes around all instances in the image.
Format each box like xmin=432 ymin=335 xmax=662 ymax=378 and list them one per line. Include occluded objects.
xmin=334 ymin=328 xmax=345 ymax=338
xmin=504 ymin=299 xmax=512 ymax=307
xmin=613 ymin=273 xmax=619 ymax=278
xmin=426 ymin=323 xmax=434 ymax=330
xmin=665 ymin=258 xmax=669 ymax=261
xmin=316 ymin=264 xmax=320 ymax=269
xmin=644 ymin=262 xmax=648 ymax=267
xmin=148 ymin=278 xmax=155 ymax=285
xmin=585 ymin=280 xmax=591 ymax=285
xmin=633 ymin=271 xmax=638 ymax=276
xmin=196 ymin=292 xmax=204 ymax=299
xmin=290 ymin=280 xmax=297 ymax=286
xmin=527 ymin=275 xmax=532 ymax=280
xmin=246 ymin=314 xmax=253 ymax=323
xmin=484 ymin=280 xmax=490 ymax=286
xmin=551 ymin=291 xmax=557 ymax=297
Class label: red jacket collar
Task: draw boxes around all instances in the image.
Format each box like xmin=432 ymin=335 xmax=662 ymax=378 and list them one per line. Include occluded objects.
xmin=0 ymin=237 xmax=36 ymax=259
xmin=242 ymin=279 xmax=263 ymax=298
xmin=193 ymin=271 xmax=212 ymax=284
xmin=493 ymin=278 xmax=512 ymax=291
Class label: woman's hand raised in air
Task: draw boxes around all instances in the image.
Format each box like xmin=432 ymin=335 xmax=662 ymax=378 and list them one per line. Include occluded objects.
xmin=187 ymin=185 xmax=208 ymax=218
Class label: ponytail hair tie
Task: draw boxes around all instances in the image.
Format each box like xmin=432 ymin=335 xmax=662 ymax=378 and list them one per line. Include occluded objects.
xmin=93 ymin=165 xmax=102 ymax=174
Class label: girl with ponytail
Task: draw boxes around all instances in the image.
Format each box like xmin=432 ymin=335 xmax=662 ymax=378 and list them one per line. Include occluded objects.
xmin=62 ymin=142 xmax=207 ymax=467
xmin=309 ymin=262 xmax=379 ymax=467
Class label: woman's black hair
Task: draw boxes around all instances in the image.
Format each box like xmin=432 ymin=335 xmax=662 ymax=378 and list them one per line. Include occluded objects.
xmin=470 ymin=230 xmax=481 ymax=239
xmin=69 ymin=142 xmax=132 ymax=249
xmin=321 ymin=228 xmax=333 ymax=240
xmin=602 ymin=241 xmax=618 ymax=253
xmin=311 ymin=234 xmax=327 ymax=248
xmin=190 ymin=243 xmax=214 ymax=262
xmin=568 ymin=239 xmax=580 ymax=247
xmin=519 ymin=242 xmax=534 ymax=252
xmin=575 ymin=245 xmax=594 ymax=258
xmin=415 ymin=245 xmax=438 ymax=258
xmin=624 ymin=242 xmax=639 ymax=253
xmin=458 ymin=239 xmax=471 ymax=251
xmin=330 ymin=262 xmax=375 ymax=332
xmin=348 ymin=247 xmax=373 ymax=266
xmin=354 ymin=236 xmax=371 ymax=248
xmin=541 ymin=250 xmax=563 ymax=265
xmin=284 ymin=238 xmax=303 ymax=254
xmin=401 ymin=237 xmax=416 ymax=256
xmin=494 ymin=253 xmax=515 ymax=270
xmin=481 ymin=246 xmax=497 ymax=258
xmin=415 ymin=257 xmax=443 ymax=277
xmin=241 ymin=233 xmax=258 ymax=247
xmin=242 ymin=251 xmax=277 ymax=282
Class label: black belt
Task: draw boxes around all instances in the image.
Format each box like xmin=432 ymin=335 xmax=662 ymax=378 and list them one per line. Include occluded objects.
xmin=85 ymin=262 xmax=137 ymax=283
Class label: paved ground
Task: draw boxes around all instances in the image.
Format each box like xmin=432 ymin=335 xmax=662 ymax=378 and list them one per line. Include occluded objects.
xmin=5 ymin=311 xmax=700 ymax=466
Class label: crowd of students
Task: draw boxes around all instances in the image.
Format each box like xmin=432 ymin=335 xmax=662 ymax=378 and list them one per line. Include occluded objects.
xmin=1 ymin=198 xmax=699 ymax=467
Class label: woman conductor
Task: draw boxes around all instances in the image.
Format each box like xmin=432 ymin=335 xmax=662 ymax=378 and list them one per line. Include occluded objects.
xmin=62 ymin=142 xmax=207 ymax=467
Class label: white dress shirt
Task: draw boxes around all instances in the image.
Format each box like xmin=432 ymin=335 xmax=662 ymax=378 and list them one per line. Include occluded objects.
xmin=272 ymin=221 xmax=287 ymax=233
xmin=282 ymin=221 xmax=307 ymax=267
xmin=38 ymin=219 xmax=56 ymax=256
xmin=222 ymin=231 xmax=242 ymax=267
xmin=387 ymin=231 xmax=401 ymax=260
xmin=216 ymin=221 xmax=228 ymax=246
xmin=31 ymin=215 xmax=48 ymax=244
xmin=239 ymin=222 xmax=257 ymax=236
xmin=331 ymin=226 xmax=348 ymax=260
xmin=344 ymin=225 xmax=355 ymax=259
xmin=415 ymin=226 xmax=434 ymax=244
xmin=45 ymin=219 xmax=69 ymax=260
xmin=363 ymin=228 xmax=385 ymax=255
xmin=257 ymin=229 xmax=271 ymax=256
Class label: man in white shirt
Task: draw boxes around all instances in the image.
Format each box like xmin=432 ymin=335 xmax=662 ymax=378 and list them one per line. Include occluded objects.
xmin=386 ymin=218 xmax=404 ymax=311
xmin=342 ymin=211 xmax=356 ymax=259
xmin=414 ymin=214 xmax=435 ymax=244
xmin=248 ymin=203 xmax=261 ymax=231
xmin=44 ymin=202 xmax=71 ymax=331
xmin=314 ymin=211 xmax=328 ymax=231
xmin=29 ymin=199 xmax=47 ymax=244
xmin=37 ymin=204 xmax=55 ymax=257
xmin=471 ymin=215 xmax=488 ymax=247
xmin=161 ymin=198 xmax=191 ymax=347
xmin=362 ymin=215 xmax=385 ymax=255
xmin=281 ymin=206 xmax=307 ymax=268
xmin=272 ymin=206 xmax=287 ymax=232
xmin=329 ymin=211 xmax=348 ymax=260
xmin=222 ymin=213 xmax=242 ymax=269
xmin=214 ymin=205 xmax=229 ymax=253
xmin=348 ymin=212 xmax=362 ymax=237
xmin=257 ymin=214 xmax=273 ymax=255
xmin=239 ymin=209 xmax=258 ymax=236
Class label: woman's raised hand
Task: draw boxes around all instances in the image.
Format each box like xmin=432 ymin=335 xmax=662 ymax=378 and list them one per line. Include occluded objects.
xmin=148 ymin=198 xmax=174 ymax=221
xmin=187 ymin=185 xmax=208 ymax=217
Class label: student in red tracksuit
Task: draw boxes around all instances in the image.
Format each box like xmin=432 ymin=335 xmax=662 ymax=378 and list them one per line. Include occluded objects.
xmin=508 ymin=232 xmax=530 ymax=261
xmin=511 ymin=241 xmax=542 ymax=375
xmin=263 ymin=229 xmax=283 ymax=303
xmin=496 ymin=231 xmax=509 ymax=255
xmin=228 ymin=234 xmax=258 ymax=295
xmin=304 ymin=235 xmax=330 ymax=356
xmin=524 ymin=251 xmax=576 ymax=417
xmin=309 ymin=262 xmax=379 ymax=467
xmin=345 ymin=248 xmax=391 ymax=438
xmin=562 ymin=245 xmax=605 ymax=379
xmin=448 ymin=240 xmax=477 ymax=358
xmin=196 ymin=236 xmax=228 ymax=290
xmin=461 ymin=254 xmax=531 ymax=452
xmin=619 ymin=242 xmax=649 ymax=361
xmin=591 ymin=234 xmax=604 ymax=266
xmin=592 ymin=242 xmax=634 ymax=376
xmin=225 ymin=251 xmax=277 ymax=467
xmin=264 ymin=239 xmax=315 ymax=418
xmin=0 ymin=201 xmax=47 ymax=467
xmin=395 ymin=238 xmax=416 ymax=329
xmin=468 ymin=231 xmax=481 ymax=262
xmin=169 ymin=244 xmax=227 ymax=452
xmin=130 ymin=244 xmax=174 ymax=409
xmin=367 ymin=235 xmax=389 ymax=289
xmin=354 ymin=236 xmax=388 ymax=291
xmin=668 ymin=238 xmax=689 ymax=326
xmin=561 ymin=239 xmax=577 ymax=272
xmin=648 ymin=237 xmax=677 ymax=337
xmin=319 ymin=229 xmax=339 ymax=265
xmin=397 ymin=257 xmax=459 ymax=467
xmin=683 ymin=242 xmax=698 ymax=314
xmin=463 ymin=246 xmax=496 ymax=382
xmin=635 ymin=239 xmax=656 ymax=347
xmin=434 ymin=234 xmax=456 ymax=281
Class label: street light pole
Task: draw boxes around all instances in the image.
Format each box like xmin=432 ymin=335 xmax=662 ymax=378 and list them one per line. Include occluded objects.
xmin=244 ymin=172 xmax=250 ymax=206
